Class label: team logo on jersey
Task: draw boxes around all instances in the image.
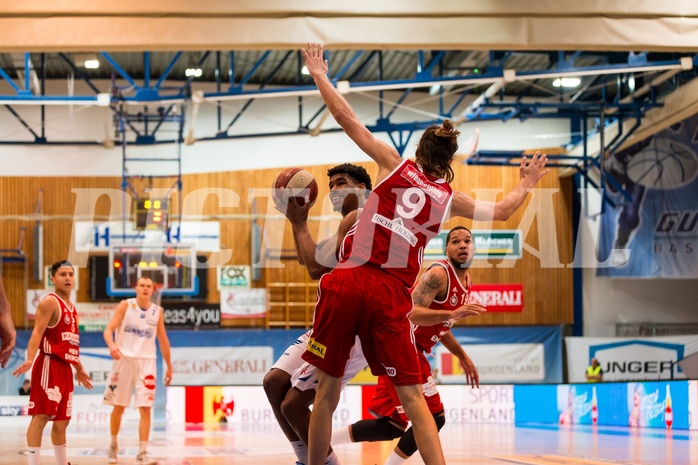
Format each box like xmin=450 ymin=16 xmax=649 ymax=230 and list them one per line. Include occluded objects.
xmin=400 ymin=164 xmax=449 ymax=203
xmin=307 ymin=338 xmax=327 ymax=359
xmin=372 ymin=214 xmax=417 ymax=246
xmin=63 ymin=314 xmax=71 ymax=325
xmin=384 ymin=366 xmax=397 ymax=377
xmin=143 ymin=375 xmax=156 ymax=390
xmin=449 ymin=294 xmax=458 ymax=306
xmin=46 ymin=386 xmax=62 ymax=403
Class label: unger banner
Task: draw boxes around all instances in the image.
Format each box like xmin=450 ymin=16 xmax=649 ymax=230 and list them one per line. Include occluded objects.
xmin=598 ymin=113 xmax=698 ymax=277
xmin=566 ymin=335 xmax=698 ymax=382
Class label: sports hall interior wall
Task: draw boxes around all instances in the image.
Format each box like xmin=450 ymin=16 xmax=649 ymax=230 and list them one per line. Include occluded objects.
xmin=0 ymin=160 xmax=574 ymax=329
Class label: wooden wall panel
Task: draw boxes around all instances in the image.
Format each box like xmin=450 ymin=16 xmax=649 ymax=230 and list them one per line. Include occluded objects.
xmin=1 ymin=158 xmax=573 ymax=330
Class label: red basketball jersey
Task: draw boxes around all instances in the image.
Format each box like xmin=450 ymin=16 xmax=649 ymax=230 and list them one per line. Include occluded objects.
xmin=413 ymin=260 xmax=470 ymax=353
xmin=40 ymin=293 xmax=80 ymax=365
xmin=341 ymin=159 xmax=453 ymax=287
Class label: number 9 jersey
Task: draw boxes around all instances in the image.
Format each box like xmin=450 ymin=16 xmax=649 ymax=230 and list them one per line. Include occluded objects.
xmin=341 ymin=159 xmax=453 ymax=287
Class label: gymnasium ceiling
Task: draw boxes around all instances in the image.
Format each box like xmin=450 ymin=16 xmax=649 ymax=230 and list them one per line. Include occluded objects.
xmin=1 ymin=1 xmax=698 ymax=164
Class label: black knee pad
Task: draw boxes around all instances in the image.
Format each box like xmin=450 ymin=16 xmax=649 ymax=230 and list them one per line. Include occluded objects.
xmin=396 ymin=412 xmax=446 ymax=457
xmin=351 ymin=417 xmax=405 ymax=442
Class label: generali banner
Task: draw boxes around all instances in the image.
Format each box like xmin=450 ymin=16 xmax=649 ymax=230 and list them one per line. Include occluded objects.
xmin=469 ymin=284 xmax=523 ymax=312
xmin=169 ymin=346 xmax=274 ymax=385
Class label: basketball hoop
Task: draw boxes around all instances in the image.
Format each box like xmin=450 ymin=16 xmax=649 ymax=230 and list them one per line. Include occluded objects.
xmin=151 ymin=283 xmax=166 ymax=307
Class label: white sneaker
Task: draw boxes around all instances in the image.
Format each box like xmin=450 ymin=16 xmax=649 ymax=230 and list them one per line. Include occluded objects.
xmin=108 ymin=444 xmax=118 ymax=464
xmin=135 ymin=452 xmax=157 ymax=465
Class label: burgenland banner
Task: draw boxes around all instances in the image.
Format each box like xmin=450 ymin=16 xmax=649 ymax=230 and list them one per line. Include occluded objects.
xmin=598 ymin=113 xmax=698 ymax=277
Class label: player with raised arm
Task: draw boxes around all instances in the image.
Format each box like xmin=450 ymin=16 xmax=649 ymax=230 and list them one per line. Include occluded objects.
xmin=263 ymin=163 xmax=372 ymax=465
xmin=300 ymin=43 xmax=548 ymax=465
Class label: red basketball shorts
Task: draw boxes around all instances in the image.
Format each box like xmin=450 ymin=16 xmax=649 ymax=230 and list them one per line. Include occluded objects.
xmin=302 ymin=266 xmax=421 ymax=386
xmin=28 ymin=353 xmax=74 ymax=421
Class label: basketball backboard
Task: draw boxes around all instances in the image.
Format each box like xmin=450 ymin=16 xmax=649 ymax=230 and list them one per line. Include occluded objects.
xmin=107 ymin=243 xmax=198 ymax=297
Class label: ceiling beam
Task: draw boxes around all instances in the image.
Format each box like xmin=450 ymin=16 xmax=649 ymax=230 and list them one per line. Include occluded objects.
xmin=2 ymin=2 xmax=698 ymax=52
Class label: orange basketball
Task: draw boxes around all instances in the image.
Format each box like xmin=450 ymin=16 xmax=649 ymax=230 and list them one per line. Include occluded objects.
xmin=272 ymin=167 xmax=319 ymax=207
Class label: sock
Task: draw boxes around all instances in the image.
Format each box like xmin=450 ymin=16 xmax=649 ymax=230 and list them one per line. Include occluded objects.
xmin=331 ymin=426 xmax=353 ymax=445
xmin=53 ymin=444 xmax=67 ymax=465
xmin=27 ymin=447 xmax=40 ymax=465
xmin=110 ymin=435 xmax=118 ymax=447
xmin=383 ymin=451 xmax=407 ymax=465
xmin=291 ymin=440 xmax=308 ymax=464
xmin=139 ymin=441 xmax=147 ymax=454
xmin=324 ymin=450 xmax=341 ymax=465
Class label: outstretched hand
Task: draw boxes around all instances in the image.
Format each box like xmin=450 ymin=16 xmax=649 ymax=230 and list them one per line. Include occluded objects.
xmin=302 ymin=43 xmax=328 ymax=79
xmin=519 ymin=151 xmax=550 ymax=188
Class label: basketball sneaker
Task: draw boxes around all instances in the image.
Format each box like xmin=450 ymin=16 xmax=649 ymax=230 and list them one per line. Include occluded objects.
xmin=135 ymin=452 xmax=156 ymax=465
xmin=108 ymin=444 xmax=118 ymax=464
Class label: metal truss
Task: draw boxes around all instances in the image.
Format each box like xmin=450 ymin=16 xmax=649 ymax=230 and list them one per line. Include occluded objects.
xmin=0 ymin=51 xmax=696 ymax=165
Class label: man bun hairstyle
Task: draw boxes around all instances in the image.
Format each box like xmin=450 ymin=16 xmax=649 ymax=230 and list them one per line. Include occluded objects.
xmin=415 ymin=119 xmax=460 ymax=183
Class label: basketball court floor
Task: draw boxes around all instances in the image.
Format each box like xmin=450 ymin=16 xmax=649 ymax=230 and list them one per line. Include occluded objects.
xmin=0 ymin=422 xmax=693 ymax=465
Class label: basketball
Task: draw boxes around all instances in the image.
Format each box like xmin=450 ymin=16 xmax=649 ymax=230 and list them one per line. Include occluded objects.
xmin=272 ymin=167 xmax=319 ymax=207
xmin=626 ymin=138 xmax=698 ymax=189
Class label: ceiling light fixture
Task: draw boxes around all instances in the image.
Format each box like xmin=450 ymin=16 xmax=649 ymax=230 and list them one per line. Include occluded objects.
xmin=553 ymin=77 xmax=581 ymax=88
xmin=185 ymin=68 xmax=203 ymax=77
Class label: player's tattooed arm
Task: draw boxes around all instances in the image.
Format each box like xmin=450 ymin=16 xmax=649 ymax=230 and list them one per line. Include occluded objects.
xmin=409 ymin=268 xmax=453 ymax=326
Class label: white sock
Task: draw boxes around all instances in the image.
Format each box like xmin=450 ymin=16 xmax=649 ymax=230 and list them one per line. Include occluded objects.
xmin=383 ymin=451 xmax=408 ymax=465
xmin=53 ymin=444 xmax=67 ymax=465
xmin=27 ymin=447 xmax=40 ymax=465
xmin=291 ymin=440 xmax=308 ymax=464
xmin=139 ymin=441 xmax=147 ymax=454
xmin=110 ymin=435 xmax=118 ymax=447
xmin=331 ymin=426 xmax=353 ymax=445
xmin=325 ymin=450 xmax=341 ymax=465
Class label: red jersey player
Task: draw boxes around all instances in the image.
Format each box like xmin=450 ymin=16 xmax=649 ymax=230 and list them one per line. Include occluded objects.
xmin=333 ymin=226 xmax=482 ymax=465
xmin=301 ymin=42 xmax=548 ymax=465
xmin=13 ymin=260 xmax=93 ymax=465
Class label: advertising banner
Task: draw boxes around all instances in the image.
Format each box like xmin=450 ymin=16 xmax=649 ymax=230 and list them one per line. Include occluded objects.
xmin=597 ymin=114 xmax=698 ymax=277
xmin=566 ymin=336 xmax=698 ymax=382
xmin=75 ymin=302 xmax=117 ymax=332
xmin=220 ymin=288 xmax=268 ymax=318
xmin=217 ymin=265 xmax=251 ymax=290
xmin=162 ymin=303 xmax=221 ymax=329
xmin=424 ymin=230 xmax=522 ymax=260
xmin=167 ymin=385 xmax=363 ymax=426
xmin=439 ymin=385 xmax=515 ymax=424
xmin=438 ymin=343 xmax=545 ymax=383
xmin=169 ymin=346 xmax=274 ymax=385
xmin=515 ymin=381 xmax=689 ymax=429
xmin=468 ymin=284 xmax=524 ymax=312
xmin=443 ymin=326 xmax=562 ymax=384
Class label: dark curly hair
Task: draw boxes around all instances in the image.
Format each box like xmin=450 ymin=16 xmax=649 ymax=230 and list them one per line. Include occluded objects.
xmin=327 ymin=163 xmax=373 ymax=191
xmin=415 ymin=120 xmax=460 ymax=183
